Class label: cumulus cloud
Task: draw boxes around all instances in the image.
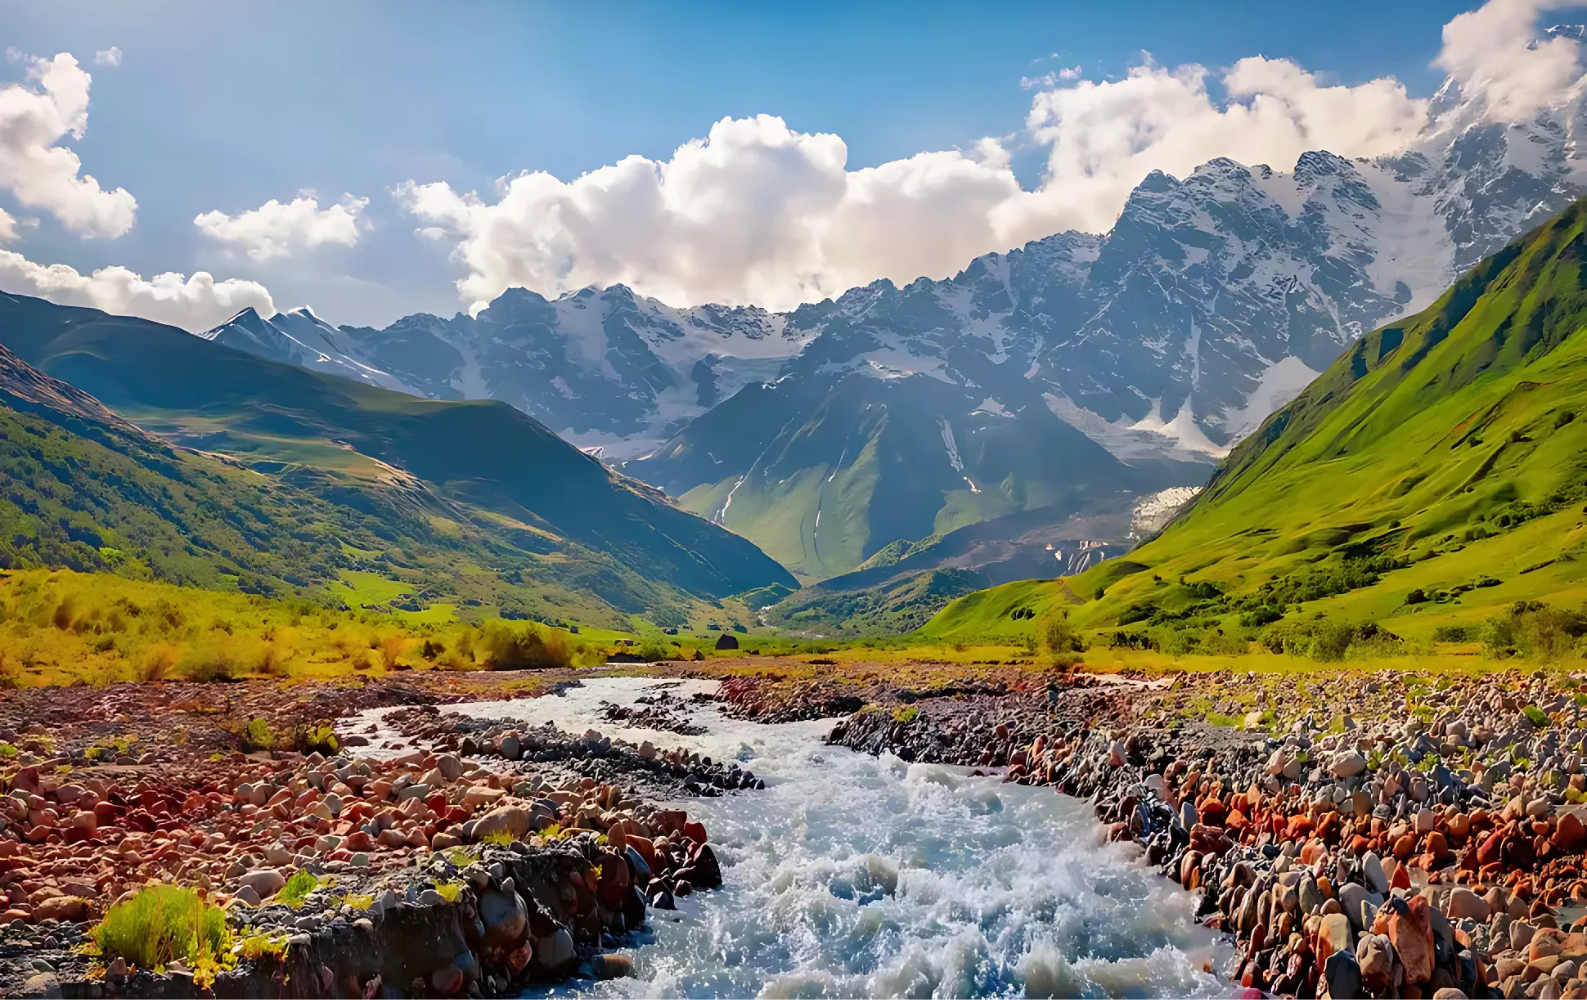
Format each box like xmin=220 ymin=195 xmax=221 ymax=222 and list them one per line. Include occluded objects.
xmin=0 ymin=207 xmax=17 ymax=243
xmin=193 ymin=192 xmax=369 ymax=260
xmin=1023 ymin=56 xmax=1427 ymax=231
xmin=93 ymin=47 xmax=122 ymax=67
xmin=0 ymin=53 xmax=137 ymax=238
xmin=399 ymin=0 xmax=1581 ymax=313
xmin=0 ymin=249 xmax=273 ymax=331
xmin=1438 ymin=0 xmax=1585 ymax=121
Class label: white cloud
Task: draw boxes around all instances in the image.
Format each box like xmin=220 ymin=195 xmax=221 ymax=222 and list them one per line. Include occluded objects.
xmin=397 ymin=58 xmax=1423 ymax=313
xmin=1022 ymin=55 xmax=1428 ymax=231
xmin=0 ymin=207 xmax=17 ymax=242
xmin=193 ymin=192 xmax=368 ymax=260
xmin=0 ymin=53 xmax=137 ymax=238
xmin=93 ymin=47 xmax=122 ymax=67
xmin=0 ymin=249 xmax=273 ymax=331
xmin=398 ymin=0 xmax=1580 ymax=313
xmin=1438 ymin=0 xmax=1584 ymax=121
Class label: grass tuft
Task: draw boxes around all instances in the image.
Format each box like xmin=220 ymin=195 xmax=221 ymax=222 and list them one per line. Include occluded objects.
xmin=93 ymin=885 xmax=234 ymax=984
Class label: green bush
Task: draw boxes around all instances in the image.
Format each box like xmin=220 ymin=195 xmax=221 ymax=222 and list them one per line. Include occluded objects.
xmin=1042 ymin=611 xmax=1084 ymax=654
xmin=478 ymin=621 xmax=570 ymax=670
xmin=1432 ymin=624 xmax=1480 ymax=643
xmin=277 ymin=871 xmax=318 ymax=908
xmin=1484 ymin=601 xmax=1587 ymax=659
xmin=93 ymin=885 xmax=233 ymax=982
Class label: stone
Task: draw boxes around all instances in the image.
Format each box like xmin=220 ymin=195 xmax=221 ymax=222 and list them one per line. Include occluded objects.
xmin=232 ymin=885 xmax=262 ymax=907
xmin=499 ymin=736 xmax=521 ymax=761
xmin=1324 ymin=949 xmax=1363 ymax=1000
xmin=1339 ymin=881 xmax=1377 ymax=932
xmin=1363 ymin=852 xmax=1388 ymax=895
xmin=592 ymin=954 xmax=634 ymax=980
xmin=462 ymin=786 xmax=507 ymax=811
xmin=33 ymin=896 xmax=89 ymax=922
xmin=1331 ymin=751 xmax=1367 ymax=778
xmin=437 ymin=755 xmax=464 ymax=781
xmin=1390 ymin=896 xmax=1436 ymax=986
xmin=1317 ymin=912 xmax=1354 ymax=962
xmin=1557 ymin=811 xmax=1587 ymax=853
xmin=479 ymin=889 xmax=528 ymax=954
xmin=535 ymin=927 xmax=575 ymax=971
xmin=1358 ymin=933 xmax=1393 ymax=991
xmin=430 ymin=963 xmax=464 ymax=995
xmin=236 ymin=869 xmax=287 ymax=897
xmin=471 ymin=806 xmax=530 ymax=843
xmin=1447 ymin=887 xmax=1490 ymax=922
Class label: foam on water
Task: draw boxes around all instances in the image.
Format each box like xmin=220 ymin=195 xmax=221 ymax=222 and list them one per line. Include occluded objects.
xmin=351 ymin=677 xmax=1230 ymax=998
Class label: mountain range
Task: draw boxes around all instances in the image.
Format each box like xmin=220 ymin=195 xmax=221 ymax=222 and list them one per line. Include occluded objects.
xmin=0 ymin=291 xmax=794 ymax=628
xmin=77 ymin=64 xmax=1587 ymax=585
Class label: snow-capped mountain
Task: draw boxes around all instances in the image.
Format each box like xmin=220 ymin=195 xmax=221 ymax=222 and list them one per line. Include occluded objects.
xmin=194 ymin=70 xmax=1587 ymax=578
xmin=203 ymin=306 xmax=414 ymax=394
xmin=327 ymin=287 xmax=811 ymax=459
xmin=213 ymin=73 xmax=1587 ymax=466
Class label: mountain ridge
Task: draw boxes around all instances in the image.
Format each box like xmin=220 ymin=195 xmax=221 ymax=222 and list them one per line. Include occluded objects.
xmin=0 ymin=291 xmax=796 ymax=619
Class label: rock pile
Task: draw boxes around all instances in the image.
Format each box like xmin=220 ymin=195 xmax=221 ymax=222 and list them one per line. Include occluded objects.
xmin=0 ymin=685 xmax=735 ymax=997
xmin=832 ymin=669 xmax=1587 ymax=999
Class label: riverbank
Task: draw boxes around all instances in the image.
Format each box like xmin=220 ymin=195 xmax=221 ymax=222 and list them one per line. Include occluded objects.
xmin=815 ymin=663 xmax=1587 ymax=999
xmin=7 ymin=656 xmax=1581 ymax=998
xmin=0 ymin=672 xmax=731 ymax=998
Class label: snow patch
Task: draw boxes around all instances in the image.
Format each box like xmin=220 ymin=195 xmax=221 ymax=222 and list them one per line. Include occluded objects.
xmin=1128 ymin=400 xmax=1228 ymax=458
xmin=1043 ymin=394 xmax=1224 ymax=464
xmin=1220 ymin=355 xmax=1320 ymax=442
xmin=939 ymin=418 xmax=963 ymax=472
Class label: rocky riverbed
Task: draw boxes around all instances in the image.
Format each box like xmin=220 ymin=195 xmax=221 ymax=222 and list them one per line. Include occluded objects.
xmin=0 ymin=672 xmax=732 ymax=999
xmin=825 ymin=665 xmax=1587 ymax=999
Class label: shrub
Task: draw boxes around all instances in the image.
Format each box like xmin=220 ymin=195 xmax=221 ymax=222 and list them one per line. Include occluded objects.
xmin=1484 ymin=601 xmax=1587 ymax=659
xmin=237 ymin=933 xmax=289 ymax=961
xmin=92 ymin=885 xmax=233 ymax=984
xmin=378 ymin=633 xmax=409 ymax=670
xmin=1203 ymin=630 xmax=1251 ymax=656
xmin=478 ymin=621 xmax=569 ymax=670
xmin=277 ymin=871 xmax=318 ymax=908
xmin=179 ymin=640 xmax=239 ymax=683
xmin=1432 ymin=624 xmax=1480 ymax=643
xmin=892 ymin=705 xmax=919 ymax=724
xmin=1240 ymin=606 xmax=1285 ymax=628
xmin=1404 ymin=588 xmax=1428 ymax=605
xmin=138 ymin=643 xmax=179 ymax=682
xmin=1042 ymin=611 xmax=1084 ymax=654
xmin=243 ymin=718 xmax=275 ymax=751
xmin=434 ymin=881 xmax=463 ymax=903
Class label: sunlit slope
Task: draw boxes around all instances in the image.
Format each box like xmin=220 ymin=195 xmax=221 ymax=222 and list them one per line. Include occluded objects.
xmin=923 ymin=199 xmax=1587 ymax=642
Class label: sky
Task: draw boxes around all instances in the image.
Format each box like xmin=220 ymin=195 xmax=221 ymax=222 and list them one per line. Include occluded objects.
xmin=0 ymin=0 xmax=1574 ymax=330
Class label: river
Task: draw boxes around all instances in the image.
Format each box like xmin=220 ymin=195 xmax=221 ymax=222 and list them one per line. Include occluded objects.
xmin=358 ymin=677 xmax=1230 ymax=998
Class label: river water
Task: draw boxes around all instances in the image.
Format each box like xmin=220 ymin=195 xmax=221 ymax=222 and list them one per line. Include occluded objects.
xmin=357 ymin=677 xmax=1230 ymax=999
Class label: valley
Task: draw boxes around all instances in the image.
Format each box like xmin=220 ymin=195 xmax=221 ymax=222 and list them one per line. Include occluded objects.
xmin=9 ymin=6 xmax=1587 ymax=998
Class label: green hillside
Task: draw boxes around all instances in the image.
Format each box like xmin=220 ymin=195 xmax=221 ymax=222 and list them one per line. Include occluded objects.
xmin=923 ymin=199 xmax=1587 ymax=645
xmin=0 ymin=292 xmax=794 ymax=611
xmin=0 ymin=341 xmax=752 ymax=629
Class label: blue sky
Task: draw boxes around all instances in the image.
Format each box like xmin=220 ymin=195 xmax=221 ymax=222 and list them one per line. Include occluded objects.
xmin=0 ymin=0 xmax=1521 ymax=327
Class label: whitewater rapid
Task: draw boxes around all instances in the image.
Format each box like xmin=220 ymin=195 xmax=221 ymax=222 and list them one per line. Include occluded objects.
xmin=359 ymin=677 xmax=1229 ymax=998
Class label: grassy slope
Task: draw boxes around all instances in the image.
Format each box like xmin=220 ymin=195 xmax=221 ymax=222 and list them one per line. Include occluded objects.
xmin=0 ymin=291 xmax=794 ymax=601
xmin=922 ymin=199 xmax=1587 ymax=643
